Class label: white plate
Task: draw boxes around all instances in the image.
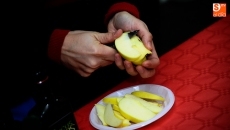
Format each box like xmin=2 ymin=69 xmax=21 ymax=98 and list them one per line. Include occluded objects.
xmin=89 ymin=84 xmax=175 ymax=130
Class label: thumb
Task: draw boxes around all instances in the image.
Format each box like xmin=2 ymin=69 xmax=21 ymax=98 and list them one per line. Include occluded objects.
xmin=96 ymin=29 xmax=123 ymax=45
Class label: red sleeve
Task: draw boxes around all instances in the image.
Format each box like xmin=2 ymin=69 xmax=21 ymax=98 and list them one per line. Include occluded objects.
xmin=48 ymin=29 xmax=70 ymax=63
xmin=104 ymin=2 xmax=140 ymax=25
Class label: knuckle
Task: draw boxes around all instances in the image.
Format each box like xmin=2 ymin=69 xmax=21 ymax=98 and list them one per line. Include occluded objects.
xmin=88 ymin=60 xmax=100 ymax=69
xmin=81 ymin=73 xmax=91 ymax=77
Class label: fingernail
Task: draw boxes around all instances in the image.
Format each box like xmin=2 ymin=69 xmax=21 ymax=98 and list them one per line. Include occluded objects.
xmin=147 ymin=42 xmax=153 ymax=50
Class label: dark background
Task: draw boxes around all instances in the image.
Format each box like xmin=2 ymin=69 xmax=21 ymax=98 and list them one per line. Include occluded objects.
xmin=2 ymin=0 xmax=229 ymax=129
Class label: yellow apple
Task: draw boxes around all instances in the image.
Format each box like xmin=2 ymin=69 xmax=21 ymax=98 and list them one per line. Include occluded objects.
xmin=103 ymin=97 xmax=122 ymax=105
xmin=118 ymin=97 xmax=156 ymax=123
xmin=113 ymin=110 xmax=131 ymax=127
xmin=95 ymin=104 xmax=108 ymax=126
xmin=125 ymin=94 xmax=163 ymax=114
xmin=95 ymin=103 xmax=131 ymax=128
xmin=115 ymin=31 xmax=152 ymax=65
xmin=114 ymin=110 xmax=125 ymax=120
xmin=104 ymin=103 xmax=123 ymax=127
xmin=131 ymin=91 xmax=165 ymax=101
xmin=120 ymin=119 xmax=132 ymax=127
xmin=116 ymin=97 xmax=122 ymax=103
xmin=112 ymin=104 xmax=120 ymax=112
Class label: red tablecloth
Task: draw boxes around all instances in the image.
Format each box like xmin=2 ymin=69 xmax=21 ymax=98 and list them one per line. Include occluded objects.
xmin=74 ymin=14 xmax=230 ymax=130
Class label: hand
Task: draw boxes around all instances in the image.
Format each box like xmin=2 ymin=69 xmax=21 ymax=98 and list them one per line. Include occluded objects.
xmin=61 ymin=30 xmax=122 ymax=77
xmin=108 ymin=11 xmax=160 ymax=78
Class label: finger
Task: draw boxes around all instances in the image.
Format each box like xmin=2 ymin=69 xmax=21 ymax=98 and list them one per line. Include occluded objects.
xmin=136 ymin=66 xmax=156 ymax=78
xmin=107 ymin=22 xmax=117 ymax=33
xmin=77 ymin=69 xmax=91 ymax=77
xmin=137 ymin=29 xmax=153 ymax=50
xmin=150 ymin=41 xmax=158 ymax=58
xmin=142 ymin=58 xmax=160 ymax=69
xmin=142 ymin=45 xmax=160 ymax=69
xmin=100 ymin=60 xmax=114 ymax=67
xmin=124 ymin=60 xmax=138 ymax=76
xmin=114 ymin=53 xmax=125 ymax=70
xmin=97 ymin=45 xmax=117 ymax=62
xmin=95 ymin=29 xmax=123 ymax=45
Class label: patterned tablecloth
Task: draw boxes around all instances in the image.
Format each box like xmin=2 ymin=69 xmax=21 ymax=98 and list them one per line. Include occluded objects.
xmin=74 ymin=14 xmax=230 ymax=130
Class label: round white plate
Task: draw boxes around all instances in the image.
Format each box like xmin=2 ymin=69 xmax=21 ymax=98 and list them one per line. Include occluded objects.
xmin=89 ymin=84 xmax=175 ymax=130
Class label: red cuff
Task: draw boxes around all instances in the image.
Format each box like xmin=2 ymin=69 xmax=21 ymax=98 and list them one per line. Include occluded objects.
xmin=104 ymin=2 xmax=140 ymax=25
xmin=48 ymin=29 xmax=70 ymax=63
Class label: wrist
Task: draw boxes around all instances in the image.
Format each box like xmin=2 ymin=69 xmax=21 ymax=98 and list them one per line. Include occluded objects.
xmin=48 ymin=29 xmax=70 ymax=64
xmin=104 ymin=2 xmax=139 ymax=25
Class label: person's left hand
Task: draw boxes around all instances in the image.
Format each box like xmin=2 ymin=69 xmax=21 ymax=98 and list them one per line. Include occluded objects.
xmin=61 ymin=30 xmax=122 ymax=77
xmin=107 ymin=11 xmax=160 ymax=78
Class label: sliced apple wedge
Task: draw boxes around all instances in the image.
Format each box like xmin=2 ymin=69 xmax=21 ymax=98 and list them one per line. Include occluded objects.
xmin=125 ymin=94 xmax=163 ymax=114
xmin=104 ymin=103 xmax=123 ymax=127
xmin=115 ymin=31 xmax=152 ymax=65
xmin=114 ymin=110 xmax=125 ymax=120
xmin=121 ymin=119 xmax=132 ymax=127
xmin=131 ymin=90 xmax=165 ymax=101
xmin=114 ymin=110 xmax=131 ymax=127
xmin=112 ymin=104 xmax=120 ymax=112
xmin=103 ymin=97 xmax=122 ymax=105
xmin=95 ymin=104 xmax=108 ymax=126
xmin=118 ymin=97 xmax=156 ymax=123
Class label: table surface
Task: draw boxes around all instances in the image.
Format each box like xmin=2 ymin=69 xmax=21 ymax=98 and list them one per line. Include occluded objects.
xmin=74 ymin=14 xmax=230 ymax=130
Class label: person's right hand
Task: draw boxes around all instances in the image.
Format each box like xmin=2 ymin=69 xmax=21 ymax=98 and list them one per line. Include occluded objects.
xmin=61 ymin=30 xmax=122 ymax=77
xmin=107 ymin=11 xmax=160 ymax=78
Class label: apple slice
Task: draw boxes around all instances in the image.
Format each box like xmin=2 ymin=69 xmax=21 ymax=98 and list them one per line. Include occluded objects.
xmin=112 ymin=104 xmax=120 ymax=112
xmin=114 ymin=110 xmax=125 ymax=120
xmin=103 ymin=97 xmax=122 ymax=105
xmin=125 ymin=94 xmax=163 ymax=114
xmin=131 ymin=91 xmax=165 ymax=101
xmin=121 ymin=119 xmax=132 ymax=127
xmin=104 ymin=103 xmax=123 ymax=127
xmin=118 ymin=97 xmax=156 ymax=123
xmin=115 ymin=32 xmax=152 ymax=65
xmin=113 ymin=110 xmax=131 ymax=127
xmin=95 ymin=104 xmax=108 ymax=126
